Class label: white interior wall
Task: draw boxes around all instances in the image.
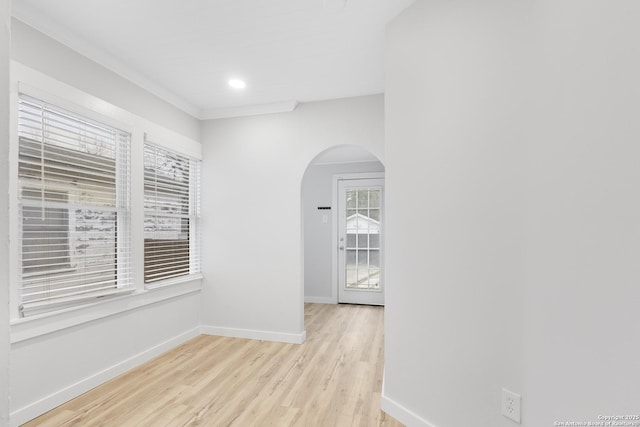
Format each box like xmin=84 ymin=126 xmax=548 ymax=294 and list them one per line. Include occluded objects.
xmin=384 ymin=1 xmax=640 ymax=426
xmin=200 ymin=95 xmax=384 ymax=341
xmin=12 ymin=2 xmax=638 ymax=425
xmin=10 ymin=294 xmax=200 ymax=424
xmin=523 ymin=1 xmax=640 ymax=424
xmin=302 ymin=160 xmax=384 ymax=302
xmin=8 ymin=22 xmax=204 ymax=426
xmin=1 ymin=1 xmax=10 ymax=425
xmin=383 ymin=1 xmax=529 ymax=426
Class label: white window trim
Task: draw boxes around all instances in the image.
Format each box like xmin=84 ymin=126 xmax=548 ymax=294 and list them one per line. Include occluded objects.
xmin=145 ymin=272 xmax=204 ymax=291
xmin=17 ymin=93 xmax=134 ymax=316
xmin=10 ymin=278 xmax=202 ymax=344
xmin=143 ymin=137 xmax=202 ymax=286
xmin=9 ymin=61 xmax=203 ymax=341
xmin=144 ymin=132 xmax=202 ymax=162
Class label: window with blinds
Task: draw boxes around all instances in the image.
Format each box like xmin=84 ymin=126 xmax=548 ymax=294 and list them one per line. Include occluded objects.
xmin=143 ymin=141 xmax=201 ymax=284
xmin=17 ymin=94 xmax=132 ymax=316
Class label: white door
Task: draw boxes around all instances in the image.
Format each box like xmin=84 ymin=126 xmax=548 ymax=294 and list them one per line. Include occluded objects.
xmin=338 ymin=178 xmax=384 ymax=305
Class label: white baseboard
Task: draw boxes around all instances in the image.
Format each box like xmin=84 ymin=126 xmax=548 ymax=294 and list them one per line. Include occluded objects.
xmin=380 ymin=392 xmax=437 ymax=427
xmin=380 ymin=369 xmax=436 ymax=427
xmin=304 ymin=296 xmax=336 ymax=304
xmin=10 ymin=327 xmax=200 ymax=427
xmin=201 ymin=325 xmax=306 ymax=344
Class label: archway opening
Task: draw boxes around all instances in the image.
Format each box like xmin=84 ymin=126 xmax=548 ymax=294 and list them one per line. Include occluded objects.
xmin=300 ymin=145 xmax=385 ymax=331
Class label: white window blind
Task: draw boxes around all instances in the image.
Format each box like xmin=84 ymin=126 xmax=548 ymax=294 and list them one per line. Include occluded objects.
xmin=144 ymin=141 xmax=201 ymax=284
xmin=17 ymin=94 xmax=132 ymax=316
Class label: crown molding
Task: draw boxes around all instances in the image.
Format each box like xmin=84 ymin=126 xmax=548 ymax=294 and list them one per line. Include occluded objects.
xmin=11 ymin=13 xmax=202 ymax=119
xmin=201 ymin=100 xmax=299 ymax=120
xmin=12 ymin=11 xmax=300 ymax=122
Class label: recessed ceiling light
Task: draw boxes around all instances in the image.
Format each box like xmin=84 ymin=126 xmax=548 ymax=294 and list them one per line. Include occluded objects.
xmin=228 ymin=79 xmax=246 ymax=89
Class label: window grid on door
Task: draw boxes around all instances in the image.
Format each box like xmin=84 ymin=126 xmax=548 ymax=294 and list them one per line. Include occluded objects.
xmin=345 ymin=187 xmax=381 ymax=290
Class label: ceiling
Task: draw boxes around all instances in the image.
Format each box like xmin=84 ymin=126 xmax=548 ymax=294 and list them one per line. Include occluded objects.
xmin=12 ymin=0 xmax=414 ymax=120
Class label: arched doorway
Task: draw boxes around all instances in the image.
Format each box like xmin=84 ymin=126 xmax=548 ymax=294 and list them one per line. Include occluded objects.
xmin=301 ymin=145 xmax=385 ymax=309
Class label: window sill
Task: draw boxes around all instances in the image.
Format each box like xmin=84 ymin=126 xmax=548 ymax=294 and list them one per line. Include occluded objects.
xmin=145 ymin=273 xmax=204 ymax=290
xmin=10 ymin=277 xmax=202 ymax=344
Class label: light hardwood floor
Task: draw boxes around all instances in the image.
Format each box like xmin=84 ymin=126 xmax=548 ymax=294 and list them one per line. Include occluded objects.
xmin=24 ymin=303 xmax=404 ymax=427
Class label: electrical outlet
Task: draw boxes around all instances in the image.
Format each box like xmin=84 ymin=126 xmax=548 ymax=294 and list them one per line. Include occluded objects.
xmin=501 ymin=388 xmax=521 ymax=423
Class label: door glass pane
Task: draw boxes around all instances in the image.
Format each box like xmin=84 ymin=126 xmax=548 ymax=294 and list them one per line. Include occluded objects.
xmin=346 ymin=250 xmax=356 ymax=268
xmin=346 ymin=209 xmax=357 ymax=231
xmin=346 ymin=190 xmax=357 ymax=209
xmin=368 ymin=268 xmax=380 ymax=289
xmin=357 ymin=250 xmax=368 ymax=267
xmin=369 ymin=190 xmax=381 ymax=208
xmin=346 ymin=269 xmax=357 ymax=288
xmin=370 ymin=250 xmax=380 ymax=268
xmin=342 ymin=184 xmax=383 ymax=293
xmin=357 ymin=267 xmax=370 ymax=287
xmin=357 ymin=190 xmax=368 ymax=209
xmin=346 ymin=244 xmax=357 ymax=289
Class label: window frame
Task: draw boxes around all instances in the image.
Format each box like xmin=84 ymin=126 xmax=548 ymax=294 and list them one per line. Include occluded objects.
xmin=143 ymin=137 xmax=202 ymax=288
xmin=9 ymin=67 xmax=203 ymax=340
xmin=15 ymin=92 xmax=134 ymax=318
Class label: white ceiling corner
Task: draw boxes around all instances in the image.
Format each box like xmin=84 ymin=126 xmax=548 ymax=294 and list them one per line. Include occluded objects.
xmin=11 ymin=8 xmax=202 ymax=118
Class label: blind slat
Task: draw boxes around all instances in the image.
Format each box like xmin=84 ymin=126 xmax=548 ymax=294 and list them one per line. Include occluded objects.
xmin=17 ymin=94 xmax=132 ymax=317
xmin=144 ymin=142 xmax=200 ymax=284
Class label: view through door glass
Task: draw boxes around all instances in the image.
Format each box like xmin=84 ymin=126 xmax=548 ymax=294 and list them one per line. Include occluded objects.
xmin=338 ymin=178 xmax=384 ymax=305
xmin=345 ymin=188 xmax=380 ymax=290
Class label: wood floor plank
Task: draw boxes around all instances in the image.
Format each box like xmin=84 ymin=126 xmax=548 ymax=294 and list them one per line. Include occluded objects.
xmin=23 ymin=304 xmax=403 ymax=427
